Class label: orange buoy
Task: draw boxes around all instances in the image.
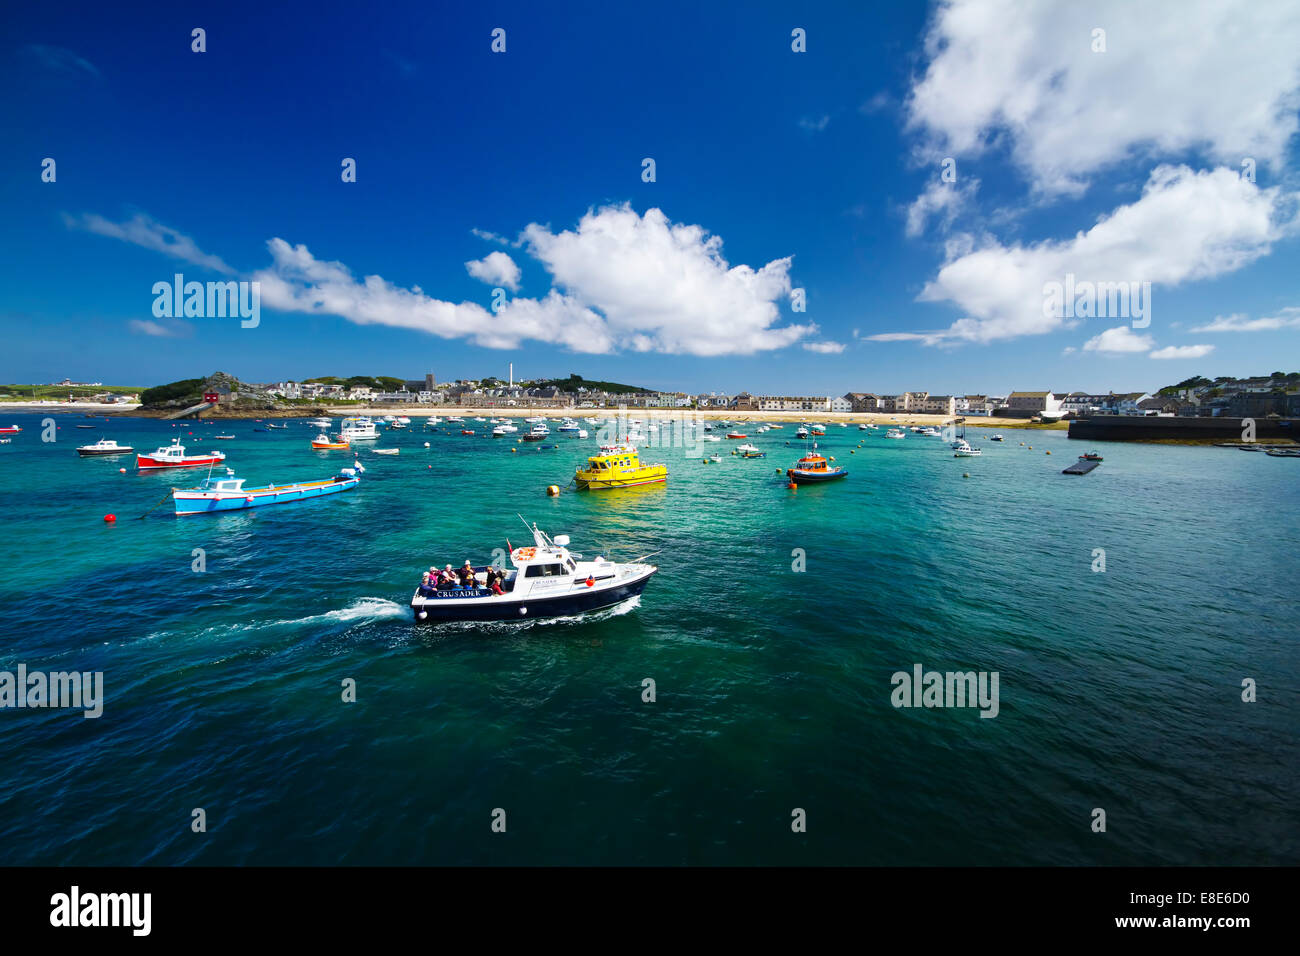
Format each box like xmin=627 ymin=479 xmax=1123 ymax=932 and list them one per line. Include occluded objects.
xmin=104 ymin=514 xmax=116 ymax=522
xmin=118 ymin=467 xmax=126 ymax=473
xmin=787 ymin=482 xmax=797 ymax=490
xmin=546 ymin=485 xmax=560 ymax=496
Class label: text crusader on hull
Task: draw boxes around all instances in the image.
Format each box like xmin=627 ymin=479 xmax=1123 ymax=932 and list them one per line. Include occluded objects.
xmin=410 ymin=521 xmax=657 ymax=622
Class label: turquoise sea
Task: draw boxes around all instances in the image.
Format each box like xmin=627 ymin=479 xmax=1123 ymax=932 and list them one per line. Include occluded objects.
xmin=0 ymin=412 xmax=1295 ymax=865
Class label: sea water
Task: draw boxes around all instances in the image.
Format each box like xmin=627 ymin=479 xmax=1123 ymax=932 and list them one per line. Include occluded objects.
xmin=0 ymin=414 xmax=1295 ymax=864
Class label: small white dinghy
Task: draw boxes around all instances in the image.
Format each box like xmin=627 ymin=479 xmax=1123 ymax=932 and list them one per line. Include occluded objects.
xmin=373 ymin=448 xmax=400 ymax=455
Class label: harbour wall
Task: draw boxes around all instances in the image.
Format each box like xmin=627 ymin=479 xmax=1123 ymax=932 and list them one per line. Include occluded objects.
xmin=1068 ymin=416 xmax=1298 ymax=442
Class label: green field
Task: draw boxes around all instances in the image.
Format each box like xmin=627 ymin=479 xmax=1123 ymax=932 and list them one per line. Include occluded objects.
xmin=0 ymin=384 xmax=143 ymax=401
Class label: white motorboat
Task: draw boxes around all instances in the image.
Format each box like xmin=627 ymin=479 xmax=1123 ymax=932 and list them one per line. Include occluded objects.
xmin=409 ymin=520 xmax=657 ymax=623
xmin=77 ymin=438 xmax=133 ymax=457
xmin=885 ymin=428 xmax=906 ymax=439
xmin=373 ymin=448 xmax=400 ymax=455
xmin=340 ymin=417 xmax=378 ymax=441
xmin=952 ymin=439 xmax=982 ymax=457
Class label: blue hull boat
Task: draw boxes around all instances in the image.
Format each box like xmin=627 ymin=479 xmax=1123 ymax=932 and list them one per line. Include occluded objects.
xmin=172 ymin=467 xmax=360 ymax=515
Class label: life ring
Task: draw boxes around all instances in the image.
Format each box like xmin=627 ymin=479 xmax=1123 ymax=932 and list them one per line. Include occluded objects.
xmin=514 ymin=547 xmax=536 ymax=560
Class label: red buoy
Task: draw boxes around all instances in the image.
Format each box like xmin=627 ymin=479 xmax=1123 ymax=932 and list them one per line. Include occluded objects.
xmin=104 ymin=514 xmax=116 ymax=522
xmin=787 ymin=482 xmax=797 ymax=490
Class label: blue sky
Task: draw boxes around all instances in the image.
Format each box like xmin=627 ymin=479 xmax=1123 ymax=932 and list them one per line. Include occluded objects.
xmin=3 ymin=0 xmax=1298 ymax=395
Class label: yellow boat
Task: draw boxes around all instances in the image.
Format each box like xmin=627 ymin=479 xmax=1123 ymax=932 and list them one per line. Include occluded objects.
xmin=574 ymin=443 xmax=667 ymax=490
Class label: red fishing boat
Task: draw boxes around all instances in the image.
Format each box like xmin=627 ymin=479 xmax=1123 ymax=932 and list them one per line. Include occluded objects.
xmin=136 ymin=438 xmax=226 ymax=470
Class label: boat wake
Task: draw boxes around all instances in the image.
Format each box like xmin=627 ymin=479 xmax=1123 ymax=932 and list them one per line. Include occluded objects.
xmin=146 ymin=597 xmax=409 ymax=643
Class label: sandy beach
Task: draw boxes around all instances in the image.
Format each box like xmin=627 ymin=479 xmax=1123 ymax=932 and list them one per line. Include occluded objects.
xmin=0 ymin=401 xmax=1062 ymax=429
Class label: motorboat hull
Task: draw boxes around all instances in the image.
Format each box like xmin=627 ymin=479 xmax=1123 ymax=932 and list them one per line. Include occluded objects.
xmin=137 ymin=453 xmax=225 ymax=470
xmin=787 ymin=468 xmax=848 ymax=483
xmin=173 ymin=476 xmax=359 ymax=514
xmin=411 ymin=569 xmax=655 ymax=622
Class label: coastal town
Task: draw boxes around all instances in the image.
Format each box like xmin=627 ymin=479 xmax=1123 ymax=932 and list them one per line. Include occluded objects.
xmin=7 ymin=371 xmax=1299 ymax=423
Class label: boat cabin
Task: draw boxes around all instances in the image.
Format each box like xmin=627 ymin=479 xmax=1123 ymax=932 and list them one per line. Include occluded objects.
xmin=793 ymin=454 xmax=832 ymax=473
xmin=195 ymin=475 xmax=246 ymax=492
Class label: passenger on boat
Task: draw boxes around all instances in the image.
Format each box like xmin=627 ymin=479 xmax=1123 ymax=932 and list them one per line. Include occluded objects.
xmin=438 ymin=564 xmax=457 ymax=589
xmin=459 ymin=560 xmax=476 ymax=587
xmin=418 ymin=572 xmax=435 ymax=597
xmin=490 ymin=572 xmax=506 ymax=596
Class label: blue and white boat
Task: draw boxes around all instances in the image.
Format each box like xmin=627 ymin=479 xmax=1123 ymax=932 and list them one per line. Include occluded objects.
xmin=172 ymin=466 xmax=361 ymax=515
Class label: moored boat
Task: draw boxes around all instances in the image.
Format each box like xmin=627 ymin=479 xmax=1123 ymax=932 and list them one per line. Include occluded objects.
xmin=953 ymin=439 xmax=982 ymax=457
xmin=0 ymin=425 xmax=21 ymax=434
xmin=77 ymin=438 xmax=133 ymax=457
xmin=137 ymin=439 xmax=226 ymax=470
xmin=340 ymin=417 xmax=378 ymax=441
xmin=885 ymin=428 xmax=906 ymax=439
xmin=311 ymin=432 xmax=350 ymax=450
xmin=786 ymin=452 xmax=847 ymax=484
xmin=575 ymin=443 xmax=667 ymax=490
xmin=1079 ymin=451 xmax=1103 ymax=461
xmin=409 ymin=521 xmax=657 ymax=622
xmin=172 ymin=466 xmax=360 ymax=515
xmin=522 ymin=423 xmax=550 ymax=442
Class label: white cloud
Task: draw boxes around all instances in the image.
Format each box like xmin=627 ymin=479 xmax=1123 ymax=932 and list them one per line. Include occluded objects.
xmin=907 ymin=0 xmax=1300 ymax=196
xmin=860 ymin=91 xmax=891 ymax=114
xmin=253 ymin=239 xmax=611 ymax=353
xmin=905 ymin=178 xmax=980 ymax=237
xmin=65 ymin=213 xmax=234 ymax=274
xmin=465 ymin=251 xmax=521 ymax=291
xmin=127 ymin=318 xmax=192 ymax=338
xmin=471 ymin=228 xmax=514 ymax=246
xmin=520 ymin=205 xmax=811 ymax=355
xmin=253 ymin=205 xmax=811 ymax=356
xmin=1083 ymin=326 xmax=1154 ymax=353
xmin=1150 ymin=344 xmax=1215 ymax=359
xmin=803 ymin=341 xmax=846 ymax=354
xmin=1191 ymin=307 xmax=1300 ymax=332
xmin=798 ymin=114 xmax=830 ymax=132
xmin=864 ymin=331 xmax=948 ymax=345
xmin=880 ymin=166 xmax=1298 ymax=345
